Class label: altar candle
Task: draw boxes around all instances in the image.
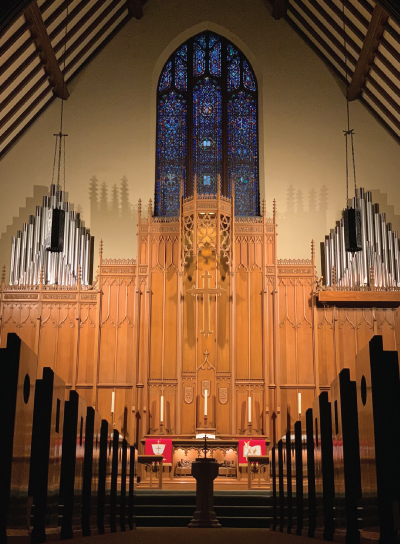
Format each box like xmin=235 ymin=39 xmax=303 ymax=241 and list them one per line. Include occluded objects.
xmin=248 ymin=396 xmax=251 ymax=423
xmin=204 ymin=390 xmax=208 ymax=416
xmin=160 ymin=395 xmax=164 ymax=422
xmin=298 ymin=392 xmax=302 ymax=416
xmin=111 ymin=391 xmax=115 ymax=414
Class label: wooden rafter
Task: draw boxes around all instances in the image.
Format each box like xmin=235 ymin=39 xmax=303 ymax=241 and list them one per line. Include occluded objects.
xmin=127 ymin=0 xmax=143 ymax=19
xmin=347 ymin=5 xmax=388 ymax=101
xmin=24 ymin=1 xmax=69 ymax=100
xmin=375 ymin=0 xmax=400 ymax=26
xmin=272 ymin=0 xmax=289 ymax=20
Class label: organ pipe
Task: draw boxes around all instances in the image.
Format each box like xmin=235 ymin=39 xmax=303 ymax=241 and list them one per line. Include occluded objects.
xmin=321 ymin=188 xmax=400 ymax=289
xmin=9 ymin=185 xmax=94 ymax=287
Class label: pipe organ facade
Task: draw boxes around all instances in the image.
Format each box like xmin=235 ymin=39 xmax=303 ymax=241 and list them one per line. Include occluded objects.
xmin=322 ymin=188 xmax=400 ymax=289
xmin=1 ymin=189 xmax=400 ymax=445
xmin=9 ymin=184 xmax=94 ymax=288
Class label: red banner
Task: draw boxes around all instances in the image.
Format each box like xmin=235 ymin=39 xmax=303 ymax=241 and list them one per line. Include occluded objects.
xmin=144 ymin=438 xmax=173 ymax=464
xmin=238 ymin=439 xmax=266 ymax=464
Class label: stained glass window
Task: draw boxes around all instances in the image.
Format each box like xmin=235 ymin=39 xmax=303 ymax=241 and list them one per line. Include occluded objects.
xmin=228 ymin=91 xmax=258 ymax=215
xmin=243 ymin=60 xmax=256 ymax=91
xmin=156 ymin=31 xmax=259 ymax=216
xmin=194 ymin=43 xmax=205 ymax=76
xmin=175 ymin=56 xmax=187 ymax=91
xmin=228 ymin=58 xmax=240 ymax=91
xmin=159 ymin=61 xmax=172 ymax=92
xmin=155 ymin=92 xmax=186 ymax=216
xmin=209 ymin=41 xmax=221 ymax=77
xmin=193 ymin=78 xmax=222 ymax=195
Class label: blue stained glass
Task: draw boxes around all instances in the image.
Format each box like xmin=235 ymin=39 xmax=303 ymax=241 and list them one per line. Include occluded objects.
xmin=209 ymin=41 xmax=221 ymax=76
xmin=209 ymin=34 xmax=219 ymax=48
xmin=175 ymin=56 xmax=187 ymax=90
xmin=156 ymin=31 xmax=259 ymax=217
xmin=227 ymin=44 xmax=239 ymax=61
xmin=193 ymin=78 xmax=222 ymax=195
xmin=196 ymin=34 xmax=207 ymax=49
xmin=194 ymin=43 xmax=205 ymax=76
xmin=176 ymin=45 xmax=187 ymax=62
xmin=156 ymin=92 xmax=187 ymax=216
xmin=228 ymin=91 xmax=259 ymax=216
xmin=243 ymin=60 xmax=256 ymax=91
xmin=159 ymin=61 xmax=172 ymax=91
xmin=228 ymin=58 xmax=240 ymax=91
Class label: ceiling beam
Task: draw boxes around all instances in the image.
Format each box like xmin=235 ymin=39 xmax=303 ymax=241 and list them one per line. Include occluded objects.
xmin=347 ymin=4 xmax=388 ymax=101
xmin=272 ymin=0 xmax=289 ymax=20
xmin=127 ymin=0 xmax=143 ymax=19
xmin=24 ymin=1 xmax=69 ymax=100
xmin=374 ymin=0 xmax=400 ymax=26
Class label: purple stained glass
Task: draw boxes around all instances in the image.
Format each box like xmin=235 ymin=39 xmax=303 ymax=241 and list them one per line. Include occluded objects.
xmin=227 ymin=91 xmax=259 ymax=216
xmin=209 ymin=41 xmax=221 ymax=76
xmin=243 ymin=60 xmax=256 ymax=91
xmin=175 ymin=56 xmax=187 ymax=90
xmin=193 ymin=78 xmax=222 ymax=195
xmin=228 ymin=58 xmax=240 ymax=91
xmin=156 ymin=92 xmax=187 ymax=216
xmin=194 ymin=43 xmax=205 ymax=76
xmin=159 ymin=61 xmax=172 ymax=91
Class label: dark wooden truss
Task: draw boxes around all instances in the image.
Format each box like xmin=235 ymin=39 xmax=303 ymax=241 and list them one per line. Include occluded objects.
xmin=271 ymin=0 xmax=400 ymax=143
xmin=1 ymin=0 xmax=400 ymax=160
xmin=0 ymin=0 xmax=145 ymax=158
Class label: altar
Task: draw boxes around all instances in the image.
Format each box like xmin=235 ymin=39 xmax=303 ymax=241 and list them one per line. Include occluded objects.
xmin=138 ymin=436 xmax=270 ymax=490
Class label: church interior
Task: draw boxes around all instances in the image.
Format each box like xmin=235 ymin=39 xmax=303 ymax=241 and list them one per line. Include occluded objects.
xmin=1 ymin=0 xmax=400 ymax=540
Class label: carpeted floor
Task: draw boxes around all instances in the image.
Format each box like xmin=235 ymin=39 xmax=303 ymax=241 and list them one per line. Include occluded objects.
xmin=61 ymin=528 xmax=316 ymax=544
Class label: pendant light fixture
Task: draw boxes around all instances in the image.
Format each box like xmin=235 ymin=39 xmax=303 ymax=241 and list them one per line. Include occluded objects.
xmin=45 ymin=3 xmax=69 ymax=253
xmin=341 ymin=0 xmax=362 ymax=253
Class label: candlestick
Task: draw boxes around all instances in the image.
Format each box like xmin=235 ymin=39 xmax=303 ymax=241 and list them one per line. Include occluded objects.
xmin=298 ymin=392 xmax=301 ymax=416
xmin=111 ymin=391 xmax=115 ymax=414
xmin=248 ymin=396 xmax=251 ymax=423
xmin=204 ymin=390 xmax=208 ymax=416
xmin=160 ymin=395 xmax=164 ymax=422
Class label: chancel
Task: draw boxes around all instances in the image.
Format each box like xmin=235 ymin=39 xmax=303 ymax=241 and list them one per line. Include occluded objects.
xmin=2 ymin=0 xmax=400 ymax=537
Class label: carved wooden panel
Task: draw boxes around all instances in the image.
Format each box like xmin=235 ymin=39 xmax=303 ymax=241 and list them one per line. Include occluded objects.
xmin=181 ymin=377 xmax=196 ymax=434
xmin=216 ymin=378 xmax=230 ymax=434
xmin=235 ymin=267 xmax=249 ymax=379
xmin=164 ymin=267 xmax=178 ymax=380
xmin=76 ymin=304 xmax=96 ymax=387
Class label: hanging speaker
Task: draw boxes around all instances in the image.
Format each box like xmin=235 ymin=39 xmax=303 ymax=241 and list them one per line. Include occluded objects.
xmin=45 ymin=208 xmax=65 ymax=252
xmin=343 ymin=207 xmax=362 ymax=253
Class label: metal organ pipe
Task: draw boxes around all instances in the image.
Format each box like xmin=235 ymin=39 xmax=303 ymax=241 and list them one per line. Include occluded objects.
xmin=8 ymin=192 xmax=94 ymax=288
xmin=9 ymin=237 xmax=16 ymax=285
xmin=321 ymin=188 xmax=400 ymax=289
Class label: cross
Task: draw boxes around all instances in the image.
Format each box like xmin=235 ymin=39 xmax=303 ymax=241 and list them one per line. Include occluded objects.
xmin=186 ymin=269 xmax=226 ymax=338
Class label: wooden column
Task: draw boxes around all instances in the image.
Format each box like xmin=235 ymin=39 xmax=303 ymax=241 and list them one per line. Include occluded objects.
xmin=262 ymin=201 xmax=268 ymax=436
xmin=311 ymin=241 xmax=320 ymax=399
xmin=272 ymin=200 xmax=280 ymax=442
xmin=92 ymin=241 xmax=103 ymax=408
xmin=230 ymin=190 xmax=236 ymax=434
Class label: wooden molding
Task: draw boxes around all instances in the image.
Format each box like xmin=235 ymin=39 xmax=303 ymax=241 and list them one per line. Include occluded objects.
xmin=347 ymin=5 xmax=388 ymax=101
xmin=127 ymin=0 xmax=143 ymax=19
xmin=272 ymin=0 xmax=289 ymax=20
xmin=317 ymin=290 xmax=400 ymax=308
xmin=24 ymin=1 xmax=69 ymax=100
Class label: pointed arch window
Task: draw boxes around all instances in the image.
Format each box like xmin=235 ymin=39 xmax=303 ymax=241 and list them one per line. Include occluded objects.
xmin=156 ymin=31 xmax=259 ymax=217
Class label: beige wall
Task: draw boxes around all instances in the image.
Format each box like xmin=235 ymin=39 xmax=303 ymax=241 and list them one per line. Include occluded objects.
xmin=1 ymin=0 xmax=400 ymax=272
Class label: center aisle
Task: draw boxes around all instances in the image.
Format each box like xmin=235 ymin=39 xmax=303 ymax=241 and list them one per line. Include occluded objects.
xmin=61 ymin=528 xmax=318 ymax=544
